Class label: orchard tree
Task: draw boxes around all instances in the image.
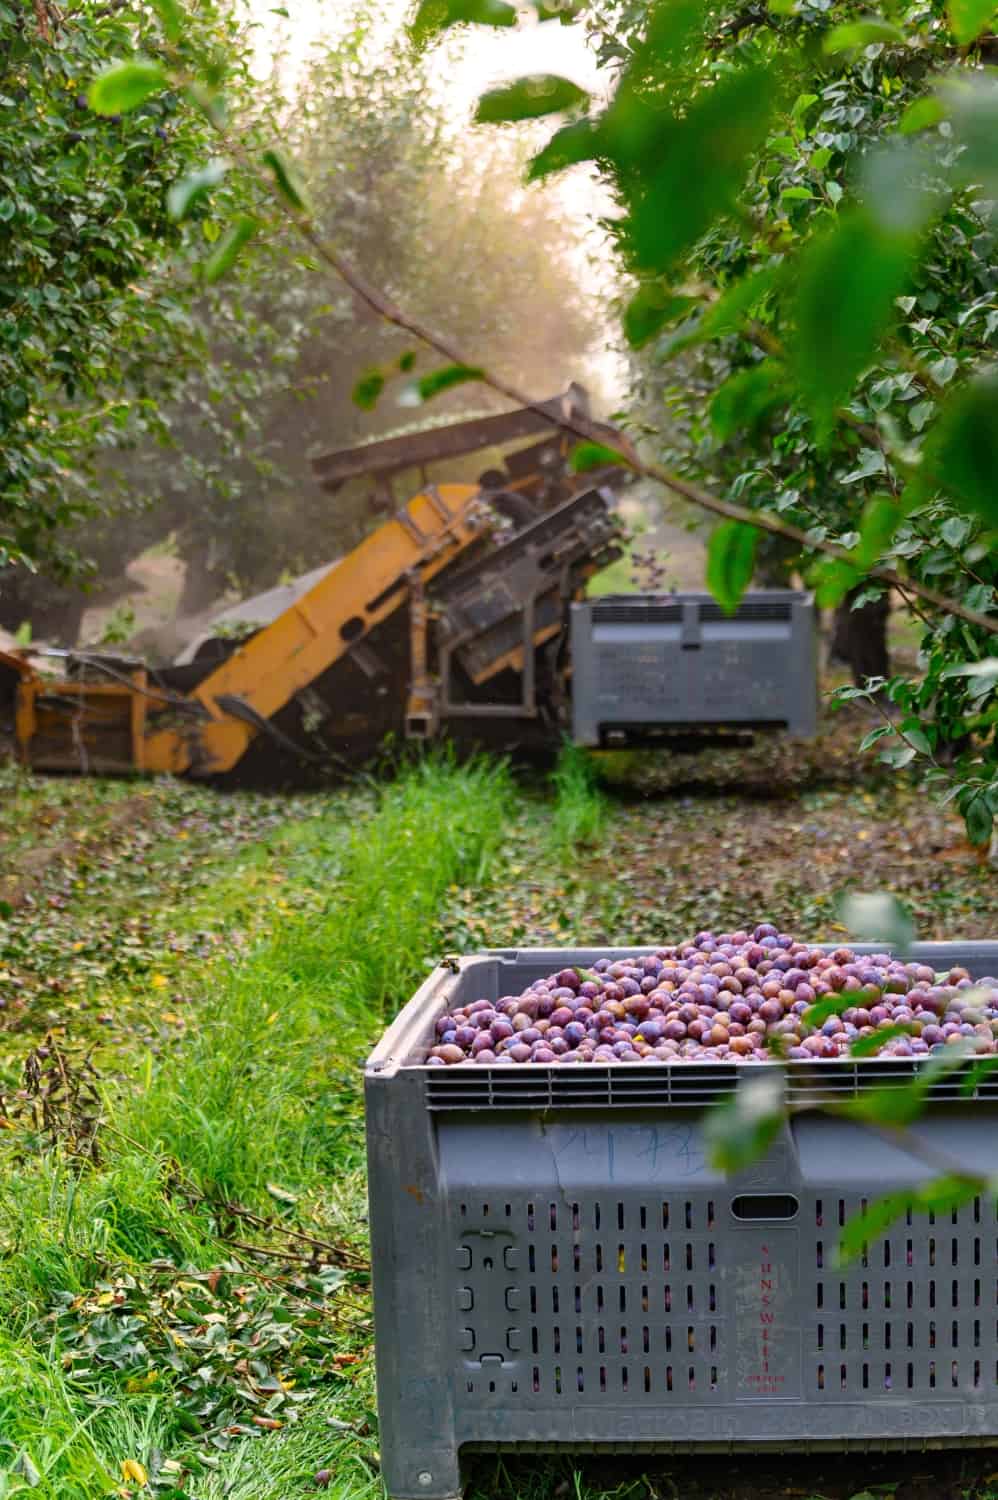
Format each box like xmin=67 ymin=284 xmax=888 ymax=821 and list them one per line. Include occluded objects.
xmin=606 ymin=0 xmax=997 ymax=690
xmin=2 ymin=2 xmax=601 ymax=628
xmin=104 ymin=19 xmax=602 ymax=609
xmin=0 ymin=0 xmax=262 ymax=633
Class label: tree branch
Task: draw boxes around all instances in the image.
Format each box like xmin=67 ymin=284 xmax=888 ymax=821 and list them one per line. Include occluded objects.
xmin=213 ymin=128 xmax=998 ymax=637
xmin=295 ymin=224 xmax=998 ymax=635
xmin=32 ymin=0 xmax=52 ymax=41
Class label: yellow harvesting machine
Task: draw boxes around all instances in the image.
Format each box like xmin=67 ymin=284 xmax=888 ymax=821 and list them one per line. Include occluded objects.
xmin=0 ymin=386 xmax=626 ymax=782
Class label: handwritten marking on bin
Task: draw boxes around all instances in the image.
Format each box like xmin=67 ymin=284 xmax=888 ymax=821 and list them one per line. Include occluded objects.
xmin=548 ymin=1124 xmax=706 ymax=1181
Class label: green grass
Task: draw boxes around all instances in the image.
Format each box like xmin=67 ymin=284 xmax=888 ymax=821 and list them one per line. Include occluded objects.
xmin=0 ymin=753 xmax=512 ymax=1498
xmin=550 ymin=741 xmax=605 ymax=854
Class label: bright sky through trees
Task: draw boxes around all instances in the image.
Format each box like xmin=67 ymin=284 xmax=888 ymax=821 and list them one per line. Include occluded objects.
xmin=249 ymin=0 xmax=625 ymax=399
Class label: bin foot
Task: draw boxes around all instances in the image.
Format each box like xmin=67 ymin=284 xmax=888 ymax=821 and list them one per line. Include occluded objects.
xmin=389 ymin=1490 xmax=463 ymax=1499
xmin=382 ymin=1449 xmax=463 ymax=1500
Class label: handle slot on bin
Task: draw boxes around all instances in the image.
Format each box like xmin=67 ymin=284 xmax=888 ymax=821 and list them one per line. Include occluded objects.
xmin=730 ymin=1193 xmax=799 ymax=1221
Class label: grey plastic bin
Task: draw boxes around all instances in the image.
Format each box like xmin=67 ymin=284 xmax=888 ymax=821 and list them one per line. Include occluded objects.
xmin=570 ymin=591 xmax=818 ymax=746
xmin=365 ymin=942 xmax=998 ymax=1500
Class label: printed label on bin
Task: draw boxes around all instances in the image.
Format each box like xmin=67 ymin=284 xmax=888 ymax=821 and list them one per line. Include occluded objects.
xmin=733 ymin=1230 xmax=800 ymax=1400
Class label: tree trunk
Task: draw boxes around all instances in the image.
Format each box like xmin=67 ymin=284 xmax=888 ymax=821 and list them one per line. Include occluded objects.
xmin=830 ymin=589 xmax=890 ymax=686
xmin=0 ymin=570 xmax=87 ymax=646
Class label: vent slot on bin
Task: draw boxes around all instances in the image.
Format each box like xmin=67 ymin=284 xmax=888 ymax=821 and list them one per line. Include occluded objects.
xmin=805 ymin=1192 xmax=989 ymax=1400
xmin=699 ymin=601 xmax=793 ymax=622
xmin=450 ymin=1185 xmax=997 ymax=1409
xmin=591 ymin=602 xmax=683 ymax=624
xmin=456 ymin=1195 xmax=726 ymax=1406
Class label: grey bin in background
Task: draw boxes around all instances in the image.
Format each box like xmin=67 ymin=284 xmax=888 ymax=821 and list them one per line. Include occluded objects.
xmin=365 ymin=942 xmax=998 ymax=1500
xmin=570 ymin=591 xmax=818 ymax=747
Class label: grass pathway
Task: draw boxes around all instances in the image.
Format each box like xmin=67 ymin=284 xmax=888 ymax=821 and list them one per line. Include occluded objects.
xmin=0 ymin=758 xmax=509 ymax=1498
xmin=0 ymin=749 xmax=995 ymax=1500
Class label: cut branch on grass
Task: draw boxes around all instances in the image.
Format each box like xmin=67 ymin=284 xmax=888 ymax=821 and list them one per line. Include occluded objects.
xmin=221 ymin=1199 xmax=369 ymax=1270
xmin=99 ymin=1122 xmax=370 ymax=1270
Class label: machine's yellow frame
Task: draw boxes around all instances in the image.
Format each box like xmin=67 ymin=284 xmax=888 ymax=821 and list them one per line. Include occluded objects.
xmin=8 ymin=483 xmax=484 ymax=777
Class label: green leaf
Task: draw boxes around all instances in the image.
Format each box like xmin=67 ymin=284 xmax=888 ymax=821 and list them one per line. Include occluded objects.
xmin=689 ymin=265 xmax=782 ymax=347
xmin=352 ymin=369 xmax=386 ymax=411
xmin=476 ymin=75 xmax=589 ymax=125
xmin=823 ymin=16 xmax=908 ymax=52
xmin=262 ymin=149 xmax=311 ymax=215
xmin=802 ymin=992 xmax=856 ymax=1030
xmin=842 ymin=447 xmax=888 ymax=484
xmin=618 ymin=65 xmax=777 ymax=273
xmin=943 ymin=73 xmax=998 ymax=200
xmin=569 ymin=441 xmax=625 ymax=473
xmin=409 ymin=0 xmax=516 ymax=47
xmin=858 ymin=724 xmax=893 ymax=751
xmin=909 ymin=1175 xmax=984 ymax=1218
xmin=898 ymin=95 xmax=945 ymax=134
xmin=964 ymin=582 xmax=997 ymax=613
xmin=949 ymin=0 xmax=997 ymax=43
xmin=186 ymin=81 xmax=227 ymax=128
xmin=812 ymin=557 xmax=860 ymax=608
xmin=837 ymin=1177 xmax=980 ymax=1265
xmin=526 ymin=119 xmax=599 ymax=181
xmin=532 ymin=0 xmax=584 ymax=18
xmin=960 ymin=1056 xmax=998 ymax=1097
xmin=854 ymin=495 xmax=902 ymax=567
xmin=88 ymin=59 xmax=167 ymax=116
xmin=793 ymin=211 xmax=916 ymax=439
xmin=397 ymin=351 xmax=417 ymax=373
xmin=903 ymin=726 xmax=932 ymax=754
xmin=166 ymin=159 xmax=229 ymax=221
xmin=838 ymin=891 xmax=915 ymax=955
xmin=940 ymin=514 xmax=971 ymax=549
xmin=706 ymin=521 xmax=759 ymax=615
xmin=781 ymin=186 xmax=815 ymax=201
xmin=709 ymin=363 xmax=786 ymax=441
xmin=880 ymin=743 xmax=917 ymax=768
xmin=941 ymin=657 xmax=998 ymax=683
xmin=203 ymin=215 xmax=257 ymax=284
xmin=151 ymin=0 xmax=184 ymax=41
xmin=836 ymin=1195 xmax=904 ymax=1264
xmin=622 ymin=285 xmax=695 ymax=348
xmin=704 ymin=1070 xmax=784 ymax=1174
xmin=925 ymin=373 xmax=998 ymax=529
xmin=849 ymin=1023 xmax=915 ymax=1057
xmin=415 ymin=364 xmax=485 ymax=402
xmin=844 ymin=1040 xmax=976 ymax=1128
xmin=964 ymin=792 xmax=995 ymax=847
